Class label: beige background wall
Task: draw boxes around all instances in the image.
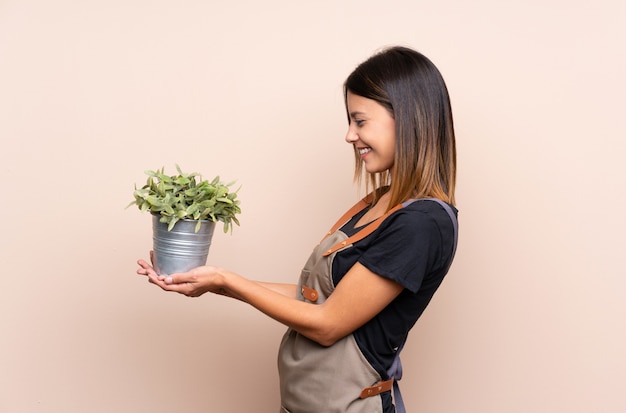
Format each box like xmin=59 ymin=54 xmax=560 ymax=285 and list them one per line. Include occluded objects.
xmin=1 ymin=1 xmax=624 ymax=412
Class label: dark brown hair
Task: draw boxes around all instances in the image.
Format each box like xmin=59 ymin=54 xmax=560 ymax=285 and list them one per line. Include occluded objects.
xmin=344 ymin=46 xmax=456 ymax=207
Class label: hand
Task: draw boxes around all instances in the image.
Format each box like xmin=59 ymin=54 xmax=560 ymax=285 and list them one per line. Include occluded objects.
xmin=136 ymin=252 xmax=226 ymax=298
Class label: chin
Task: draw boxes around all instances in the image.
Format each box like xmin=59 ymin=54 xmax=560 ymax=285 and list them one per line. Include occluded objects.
xmin=364 ymin=165 xmax=388 ymax=174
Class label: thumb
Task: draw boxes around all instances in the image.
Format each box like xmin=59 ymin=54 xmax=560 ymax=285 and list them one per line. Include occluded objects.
xmin=163 ymin=273 xmax=188 ymax=285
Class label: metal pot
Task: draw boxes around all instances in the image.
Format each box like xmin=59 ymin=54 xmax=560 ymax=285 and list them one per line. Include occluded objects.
xmin=151 ymin=214 xmax=216 ymax=275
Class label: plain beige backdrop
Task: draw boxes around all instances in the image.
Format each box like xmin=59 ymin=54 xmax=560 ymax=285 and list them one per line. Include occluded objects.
xmin=1 ymin=0 xmax=625 ymax=412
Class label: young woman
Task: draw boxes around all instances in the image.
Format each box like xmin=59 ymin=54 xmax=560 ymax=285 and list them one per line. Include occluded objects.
xmin=137 ymin=46 xmax=458 ymax=413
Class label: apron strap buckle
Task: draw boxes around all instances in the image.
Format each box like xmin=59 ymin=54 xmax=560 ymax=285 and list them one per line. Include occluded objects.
xmin=359 ymin=379 xmax=393 ymax=399
xmin=301 ymin=285 xmax=319 ymax=302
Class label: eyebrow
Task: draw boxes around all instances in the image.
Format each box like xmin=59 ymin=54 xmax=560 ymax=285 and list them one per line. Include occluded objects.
xmin=349 ymin=111 xmax=366 ymax=119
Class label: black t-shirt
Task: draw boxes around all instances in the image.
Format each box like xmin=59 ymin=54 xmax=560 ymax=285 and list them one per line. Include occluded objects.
xmin=332 ymin=199 xmax=457 ymax=404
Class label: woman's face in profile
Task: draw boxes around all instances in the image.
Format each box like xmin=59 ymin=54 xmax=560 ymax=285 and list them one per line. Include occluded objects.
xmin=345 ymin=92 xmax=396 ymax=174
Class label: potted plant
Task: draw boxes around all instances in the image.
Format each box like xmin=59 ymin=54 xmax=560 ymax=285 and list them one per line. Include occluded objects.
xmin=128 ymin=165 xmax=241 ymax=275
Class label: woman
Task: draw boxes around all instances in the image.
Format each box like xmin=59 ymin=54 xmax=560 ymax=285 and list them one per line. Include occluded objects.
xmin=137 ymin=46 xmax=458 ymax=413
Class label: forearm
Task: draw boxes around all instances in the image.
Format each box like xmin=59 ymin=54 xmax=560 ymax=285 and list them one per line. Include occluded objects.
xmin=213 ymin=279 xmax=296 ymax=302
xmin=255 ymin=281 xmax=298 ymax=298
xmin=219 ymin=270 xmax=332 ymax=344
xmin=140 ymin=258 xmax=327 ymax=343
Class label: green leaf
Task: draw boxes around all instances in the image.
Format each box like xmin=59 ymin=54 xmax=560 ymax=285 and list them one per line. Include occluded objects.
xmin=146 ymin=195 xmax=161 ymax=206
xmin=168 ymin=217 xmax=179 ymax=231
xmin=130 ymin=165 xmax=242 ymax=234
xmin=174 ymin=176 xmax=191 ymax=185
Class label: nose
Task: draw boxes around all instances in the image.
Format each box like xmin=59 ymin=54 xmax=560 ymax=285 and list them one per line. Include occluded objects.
xmin=345 ymin=124 xmax=358 ymax=144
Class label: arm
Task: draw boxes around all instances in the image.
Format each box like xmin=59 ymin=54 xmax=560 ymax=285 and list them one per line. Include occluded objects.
xmin=256 ymin=282 xmax=298 ymax=298
xmin=224 ymin=262 xmax=404 ymax=346
xmin=136 ymin=259 xmax=296 ymax=299
xmin=137 ymin=259 xmax=403 ymax=346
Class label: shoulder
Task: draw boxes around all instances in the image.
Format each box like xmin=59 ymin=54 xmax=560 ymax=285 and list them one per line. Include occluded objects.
xmin=383 ymin=198 xmax=457 ymax=235
xmin=375 ymin=199 xmax=458 ymax=268
xmin=357 ymin=198 xmax=457 ymax=291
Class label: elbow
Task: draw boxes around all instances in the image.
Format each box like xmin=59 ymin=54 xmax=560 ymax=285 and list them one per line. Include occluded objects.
xmin=314 ymin=335 xmax=336 ymax=348
xmin=307 ymin=324 xmax=344 ymax=347
xmin=300 ymin=305 xmax=347 ymax=347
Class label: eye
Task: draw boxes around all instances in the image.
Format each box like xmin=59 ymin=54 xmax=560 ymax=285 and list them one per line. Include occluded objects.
xmin=353 ymin=119 xmax=365 ymax=127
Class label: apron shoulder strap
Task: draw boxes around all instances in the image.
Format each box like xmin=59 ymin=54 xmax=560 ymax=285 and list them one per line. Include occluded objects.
xmin=323 ymin=196 xmax=458 ymax=260
xmin=322 ymin=203 xmax=403 ymax=257
xmin=319 ymin=193 xmax=373 ymax=244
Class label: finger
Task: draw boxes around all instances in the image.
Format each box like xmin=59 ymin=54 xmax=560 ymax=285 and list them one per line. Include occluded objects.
xmin=137 ymin=263 xmax=151 ymax=276
xmin=138 ymin=259 xmax=161 ymax=277
xmin=148 ymin=277 xmax=191 ymax=295
xmin=162 ymin=273 xmax=193 ymax=286
xmin=146 ymin=273 xmax=171 ymax=290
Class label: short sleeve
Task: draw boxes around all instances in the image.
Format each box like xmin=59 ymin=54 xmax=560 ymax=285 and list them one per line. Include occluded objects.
xmin=357 ymin=207 xmax=443 ymax=293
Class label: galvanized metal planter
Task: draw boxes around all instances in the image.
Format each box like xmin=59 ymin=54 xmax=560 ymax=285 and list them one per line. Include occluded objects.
xmin=151 ymin=214 xmax=216 ymax=275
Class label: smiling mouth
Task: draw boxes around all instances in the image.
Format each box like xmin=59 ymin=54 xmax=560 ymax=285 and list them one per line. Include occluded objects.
xmin=358 ymin=147 xmax=371 ymax=156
